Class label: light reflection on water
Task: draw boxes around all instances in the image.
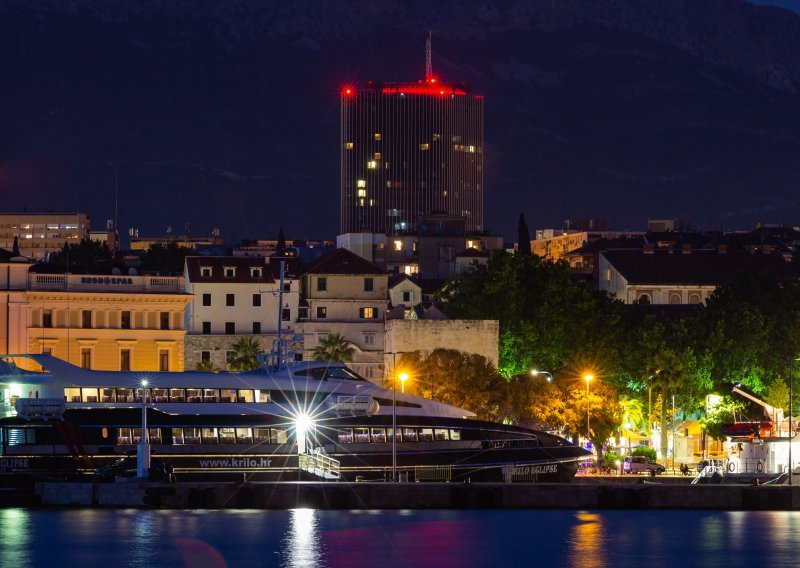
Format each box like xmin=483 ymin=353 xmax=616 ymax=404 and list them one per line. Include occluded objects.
xmin=2 ymin=508 xmax=800 ymax=567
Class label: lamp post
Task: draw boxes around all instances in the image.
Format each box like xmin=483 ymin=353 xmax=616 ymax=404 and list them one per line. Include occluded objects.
xmin=585 ymin=374 xmax=594 ymax=443
xmin=392 ymin=372 xmax=409 ymax=482
xmin=530 ymin=369 xmax=553 ymax=382
xmin=136 ymin=379 xmax=150 ymax=479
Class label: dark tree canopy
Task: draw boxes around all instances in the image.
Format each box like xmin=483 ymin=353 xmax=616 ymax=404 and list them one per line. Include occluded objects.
xmin=517 ymin=213 xmax=531 ymax=256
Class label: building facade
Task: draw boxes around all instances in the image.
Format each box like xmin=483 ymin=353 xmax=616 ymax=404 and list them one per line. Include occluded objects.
xmin=340 ymin=76 xmax=484 ymax=235
xmin=0 ymin=213 xmax=90 ymax=260
xmin=16 ymin=268 xmax=190 ymax=371
xmin=300 ymin=248 xmax=389 ymax=381
xmin=183 ymin=256 xmax=300 ymax=371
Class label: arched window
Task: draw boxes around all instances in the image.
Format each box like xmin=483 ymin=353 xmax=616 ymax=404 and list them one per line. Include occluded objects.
xmin=669 ymin=293 xmax=681 ymax=305
xmin=638 ymin=293 xmax=651 ymax=305
xmin=688 ymin=293 xmax=702 ymax=305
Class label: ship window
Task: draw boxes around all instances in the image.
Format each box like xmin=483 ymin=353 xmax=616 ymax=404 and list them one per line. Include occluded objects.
xmin=221 ymin=389 xmax=237 ymax=402
xmin=435 ymin=428 xmax=449 ymax=441
xmin=6 ymin=428 xmax=35 ymax=445
xmin=354 ymin=427 xmax=370 ymax=443
xmin=254 ymin=428 xmax=271 ymax=444
xmin=256 ymin=390 xmax=271 ymax=403
xmin=113 ymin=388 xmax=131 ymax=402
xmin=149 ymin=428 xmax=162 ymax=444
xmin=131 ymin=428 xmax=142 ymax=444
xmin=219 ymin=427 xmax=235 ymax=444
xmin=419 ymin=428 xmax=434 ymax=442
xmin=201 ymin=427 xmax=218 ymax=443
xmin=236 ymin=428 xmax=253 ymax=444
xmin=64 ymin=387 xmax=81 ymax=403
xmin=270 ymin=428 xmax=288 ymax=444
xmin=371 ymin=428 xmax=386 ymax=443
xmin=172 ymin=428 xmax=185 ymax=444
xmin=183 ymin=427 xmax=201 ymax=444
xmin=338 ymin=428 xmax=354 ymax=444
xmin=101 ymin=388 xmax=116 ymax=403
xmin=186 ymin=388 xmax=202 ymax=403
xmin=386 ymin=428 xmax=400 ymax=442
xmin=101 ymin=428 xmax=109 ymax=439
xmin=152 ymin=388 xmax=168 ymax=403
xmin=237 ymin=389 xmax=255 ymax=403
xmin=203 ymin=389 xmax=220 ymax=402
xmin=449 ymin=429 xmax=461 ymax=441
xmin=81 ymin=388 xmax=99 ymax=403
xmin=402 ymin=427 xmax=418 ymax=442
xmin=116 ymin=428 xmax=133 ymax=445
xmin=169 ymin=388 xmax=185 ymax=402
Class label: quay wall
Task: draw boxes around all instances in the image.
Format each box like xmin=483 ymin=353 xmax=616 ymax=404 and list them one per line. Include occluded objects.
xmin=34 ymin=481 xmax=800 ymax=510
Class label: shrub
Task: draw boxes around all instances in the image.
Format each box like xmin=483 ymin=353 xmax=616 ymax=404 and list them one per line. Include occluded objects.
xmin=603 ymin=451 xmax=624 ymax=472
xmin=631 ymin=446 xmax=657 ymax=461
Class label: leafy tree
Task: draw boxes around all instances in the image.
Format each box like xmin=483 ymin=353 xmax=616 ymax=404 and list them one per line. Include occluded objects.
xmin=395 ymin=349 xmax=509 ymax=421
xmin=631 ymin=446 xmax=657 ymax=462
xmin=560 ymin=378 xmax=622 ymax=467
xmin=139 ymin=242 xmax=194 ymax=275
xmin=619 ymin=395 xmax=645 ymax=432
xmin=765 ymin=378 xmax=790 ymax=417
xmin=313 ymin=333 xmax=356 ymax=363
xmin=227 ymin=337 xmax=262 ymax=371
xmin=50 ymin=238 xmax=113 ymax=265
xmin=517 ymin=213 xmax=531 ymax=256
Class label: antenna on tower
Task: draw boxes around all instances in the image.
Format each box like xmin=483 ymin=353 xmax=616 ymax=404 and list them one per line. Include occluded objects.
xmin=425 ymin=30 xmax=433 ymax=81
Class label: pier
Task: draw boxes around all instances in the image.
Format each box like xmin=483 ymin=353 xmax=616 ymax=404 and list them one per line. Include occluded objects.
xmin=25 ymin=479 xmax=800 ymax=510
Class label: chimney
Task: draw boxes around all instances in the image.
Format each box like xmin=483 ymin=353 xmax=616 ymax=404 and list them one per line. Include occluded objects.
xmin=717 ymin=244 xmax=727 ymax=255
xmin=682 ymin=243 xmax=692 ymax=254
xmin=644 ymin=243 xmax=655 ymax=254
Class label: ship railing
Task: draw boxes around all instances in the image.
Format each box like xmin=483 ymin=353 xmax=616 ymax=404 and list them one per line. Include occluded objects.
xmin=414 ymin=465 xmax=452 ymax=482
xmin=298 ymin=451 xmax=341 ymax=480
xmin=14 ymin=398 xmax=65 ymax=421
xmin=691 ymin=459 xmax=727 ymax=484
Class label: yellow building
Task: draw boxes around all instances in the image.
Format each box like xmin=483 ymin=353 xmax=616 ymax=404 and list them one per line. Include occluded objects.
xmin=19 ymin=269 xmax=191 ymax=371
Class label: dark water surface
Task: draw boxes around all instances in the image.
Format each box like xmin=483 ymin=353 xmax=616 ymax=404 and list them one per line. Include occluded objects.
xmin=1 ymin=508 xmax=799 ymax=568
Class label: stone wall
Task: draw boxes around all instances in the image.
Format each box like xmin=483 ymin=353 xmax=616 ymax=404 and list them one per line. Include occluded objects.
xmin=384 ymin=319 xmax=499 ymax=375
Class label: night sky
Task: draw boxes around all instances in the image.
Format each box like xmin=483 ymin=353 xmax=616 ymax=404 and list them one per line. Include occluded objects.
xmin=1 ymin=1 xmax=800 ymax=245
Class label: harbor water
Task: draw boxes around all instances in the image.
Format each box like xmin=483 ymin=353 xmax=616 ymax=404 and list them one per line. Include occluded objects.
xmin=2 ymin=508 xmax=800 ymax=567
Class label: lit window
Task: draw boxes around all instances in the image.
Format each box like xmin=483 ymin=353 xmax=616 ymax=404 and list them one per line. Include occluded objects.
xmin=367 ymin=160 xmax=377 ymax=169
xmin=467 ymin=240 xmax=475 ymax=249
xmin=345 ymin=142 xmax=354 ymax=149
xmin=357 ymin=189 xmax=366 ymax=197
xmin=394 ymin=240 xmax=403 ymax=251
xmin=360 ymin=307 xmax=377 ymax=319
xmin=433 ymin=133 xmax=441 ymax=141
xmin=386 ymin=181 xmax=392 ymax=188
xmin=452 ymin=135 xmax=461 ymax=142
xmin=469 ymin=145 xmax=476 ymax=153
xmin=374 ymin=152 xmax=381 ymax=159
xmin=359 ymin=198 xmax=365 ymax=206
xmin=369 ymin=199 xmax=374 ymax=206
xmin=420 ymin=143 xmax=429 ymax=150
xmin=605 ymin=269 xmax=611 ymax=281
xmin=357 ymin=179 xmax=366 ymax=188
xmin=374 ymin=133 xmax=381 ymax=141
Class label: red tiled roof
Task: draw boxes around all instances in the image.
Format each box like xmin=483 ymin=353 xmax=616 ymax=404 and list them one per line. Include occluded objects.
xmin=304 ymin=248 xmax=387 ymax=276
xmin=185 ymin=256 xmax=275 ymax=283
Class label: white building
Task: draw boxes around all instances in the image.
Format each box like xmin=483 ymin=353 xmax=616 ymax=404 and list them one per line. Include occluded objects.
xmin=184 ymin=256 xmax=300 ymax=370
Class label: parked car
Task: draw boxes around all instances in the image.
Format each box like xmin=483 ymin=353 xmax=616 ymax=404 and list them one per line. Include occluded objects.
xmin=95 ymin=456 xmax=174 ymax=482
xmin=623 ymin=456 xmax=666 ymax=476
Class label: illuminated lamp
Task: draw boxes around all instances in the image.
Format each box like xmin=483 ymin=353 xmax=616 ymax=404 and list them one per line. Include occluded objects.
xmin=439 ymin=90 xmax=444 ymax=95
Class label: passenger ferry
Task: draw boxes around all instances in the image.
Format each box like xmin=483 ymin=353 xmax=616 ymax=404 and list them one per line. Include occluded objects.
xmin=0 ymin=353 xmax=590 ymax=482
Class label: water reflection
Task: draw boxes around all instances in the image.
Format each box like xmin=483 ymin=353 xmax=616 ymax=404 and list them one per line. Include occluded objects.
xmin=282 ymin=509 xmax=325 ymax=568
xmin=0 ymin=508 xmax=31 ymax=568
xmin=567 ymin=511 xmax=606 ymax=568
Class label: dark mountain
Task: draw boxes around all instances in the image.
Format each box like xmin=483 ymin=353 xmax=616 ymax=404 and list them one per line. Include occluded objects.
xmin=0 ymin=0 xmax=799 ymax=243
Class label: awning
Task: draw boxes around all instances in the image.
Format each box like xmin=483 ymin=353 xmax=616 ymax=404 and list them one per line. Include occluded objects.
xmin=622 ymin=429 xmax=649 ymax=441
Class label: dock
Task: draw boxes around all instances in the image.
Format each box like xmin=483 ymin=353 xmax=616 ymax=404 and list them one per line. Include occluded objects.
xmin=23 ymin=478 xmax=800 ymax=510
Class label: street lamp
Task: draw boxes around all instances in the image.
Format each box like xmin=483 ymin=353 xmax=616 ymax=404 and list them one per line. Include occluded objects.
xmin=136 ymin=378 xmax=150 ymax=479
xmin=393 ymin=372 xmax=409 ymax=481
xmin=530 ymin=369 xmax=553 ymax=382
xmin=585 ymin=374 xmax=594 ymax=443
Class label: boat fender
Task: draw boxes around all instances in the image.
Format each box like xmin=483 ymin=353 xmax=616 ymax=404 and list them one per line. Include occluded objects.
xmin=728 ymin=462 xmax=736 ymax=473
xmin=757 ymin=461 xmax=763 ymax=473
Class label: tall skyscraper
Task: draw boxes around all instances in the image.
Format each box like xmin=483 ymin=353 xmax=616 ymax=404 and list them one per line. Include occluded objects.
xmin=340 ymin=40 xmax=484 ymax=235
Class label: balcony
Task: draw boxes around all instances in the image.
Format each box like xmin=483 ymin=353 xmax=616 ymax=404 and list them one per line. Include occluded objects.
xmin=28 ymin=274 xmax=184 ymax=293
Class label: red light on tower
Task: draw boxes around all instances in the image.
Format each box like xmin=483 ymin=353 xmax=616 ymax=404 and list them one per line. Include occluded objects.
xmin=342 ymin=85 xmax=355 ymax=96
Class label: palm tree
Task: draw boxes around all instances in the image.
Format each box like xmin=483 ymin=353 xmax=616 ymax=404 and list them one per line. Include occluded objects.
xmin=619 ymin=395 xmax=645 ymax=451
xmin=313 ymin=333 xmax=356 ymax=363
xmin=195 ymin=360 xmax=216 ymax=372
xmin=227 ymin=337 xmax=262 ymax=371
